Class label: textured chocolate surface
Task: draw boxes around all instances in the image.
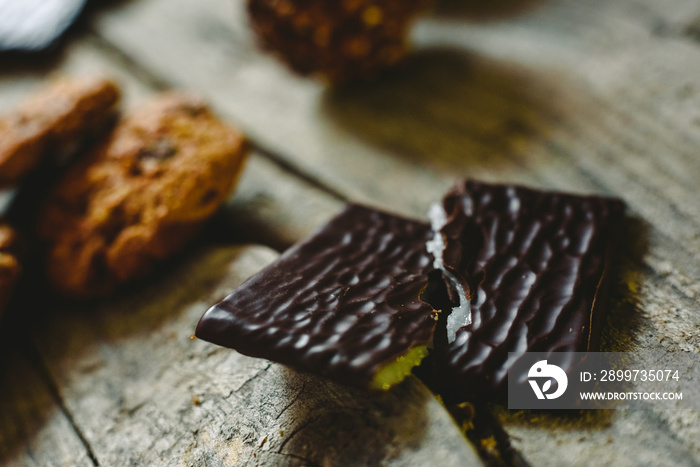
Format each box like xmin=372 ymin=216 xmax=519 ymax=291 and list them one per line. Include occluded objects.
xmin=196 ymin=204 xmax=438 ymax=389
xmin=436 ymin=180 xmax=625 ymax=399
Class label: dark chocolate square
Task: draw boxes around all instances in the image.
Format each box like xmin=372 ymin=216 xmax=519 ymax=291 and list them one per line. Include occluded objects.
xmin=431 ymin=180 xmax=625 ymax=399
xmin=196 ymin=204 xmax=438 ymax=390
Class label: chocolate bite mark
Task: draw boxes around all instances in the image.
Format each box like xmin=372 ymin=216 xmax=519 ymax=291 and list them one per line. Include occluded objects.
xmin=196 ymin=204 xmax=438 ymax=390
xmin=427 ymin=202 xmax=485 ymax=342
xmin=433 ymin=181 xmax=625 ymax=400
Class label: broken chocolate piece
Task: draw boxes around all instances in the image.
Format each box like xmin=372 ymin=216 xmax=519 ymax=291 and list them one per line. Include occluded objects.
xmin=196 ymin=204 xmax=438 ymax=390
xmin=432 ymin=180 xmax=625 ymax=400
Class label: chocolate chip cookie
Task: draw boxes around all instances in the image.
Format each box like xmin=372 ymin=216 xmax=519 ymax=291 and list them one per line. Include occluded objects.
xmin=0 ymin=76 xmax=120 ymax=187
xmin=38 ymin=93 xmax=248 ymax=298
xmin=248 ymin=0 xmax=432 ymax=83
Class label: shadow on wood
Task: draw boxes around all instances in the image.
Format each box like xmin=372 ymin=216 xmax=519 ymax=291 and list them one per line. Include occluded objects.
xmin=0 ymin=328 xmax=94 ymax=465
xmin=0 ymin=343 xmax=51 ymax=463
xmin=0 ymin=50 xmax=65 ymax=77
xmin=601 ymin=214 xmax=649 ymax=353
xmin=321 ymin=47 xmax=561 ymax=180
xmin=269 ymin=370 xmax=433 ymax=466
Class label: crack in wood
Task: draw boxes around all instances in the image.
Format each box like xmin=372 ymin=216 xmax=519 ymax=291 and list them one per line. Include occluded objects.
xmin=230 ymin=362 xmax=273 ymax=395
xmin=23 ymin=343 xmax=101 ymax=467
xmin=275 ymin=382 xmax=307 ymax=421
xmin=276 ymin=416 xmax=322 ymax=455
xmin=275 ymin=451 xmax=323 ymax=467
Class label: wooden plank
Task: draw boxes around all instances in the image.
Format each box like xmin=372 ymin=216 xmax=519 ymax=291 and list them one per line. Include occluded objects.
xmin=495 ymin=406 xmax=700 ymax=467
xmin=0 ymin=343 xmax=94 ymax=467
xmin=87 ymin=0 xmax=700 ymax=464
xmin=4 ymin=0 xmax=700 ymax=463
xmin=30 ymin=245 xmax=481 ymax=466
xmin=222 ymin=155 xmax=344 ymax=250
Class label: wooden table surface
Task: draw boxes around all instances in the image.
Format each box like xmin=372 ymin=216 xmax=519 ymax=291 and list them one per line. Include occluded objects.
xmin=1 ymin=0 xmax=700 ymax=465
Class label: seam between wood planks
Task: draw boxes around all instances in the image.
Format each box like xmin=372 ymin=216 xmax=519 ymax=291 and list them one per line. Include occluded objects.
xmin=22 ymin=341 xmax=101 ymax=466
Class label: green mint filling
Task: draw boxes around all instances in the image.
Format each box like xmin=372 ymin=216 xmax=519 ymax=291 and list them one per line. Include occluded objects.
xmin=370 ymin=345 xmax=430 ymax=391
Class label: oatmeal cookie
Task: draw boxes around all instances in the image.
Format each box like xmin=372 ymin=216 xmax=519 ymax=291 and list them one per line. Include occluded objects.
xmin=38 ymin=93 xmax=248 ymax=298
xmin=248 ymin=0 xmax=433 ymax=83
xmin=0 ymin=76 xmax=120 ymax=186
xmin=0 ymin=224 xmax=21 ymax=319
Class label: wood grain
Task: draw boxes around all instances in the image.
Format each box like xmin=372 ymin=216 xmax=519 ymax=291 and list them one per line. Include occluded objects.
xmin=222 ymin=155 xmax=344 ymax=251
xmin=0 ymin=344 xmax=94 ymax=467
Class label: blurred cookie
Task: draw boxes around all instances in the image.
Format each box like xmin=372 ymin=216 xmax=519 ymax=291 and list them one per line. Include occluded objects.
xmin=248 ymin=0 xmax=432 ymax=83
xmin=38 ymin=93 xmax=248 ymax=298
xmin=0 ymin=224 xmax=21 ymax=319
xmin=0 ymin=76 xmax=120 ymax=187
